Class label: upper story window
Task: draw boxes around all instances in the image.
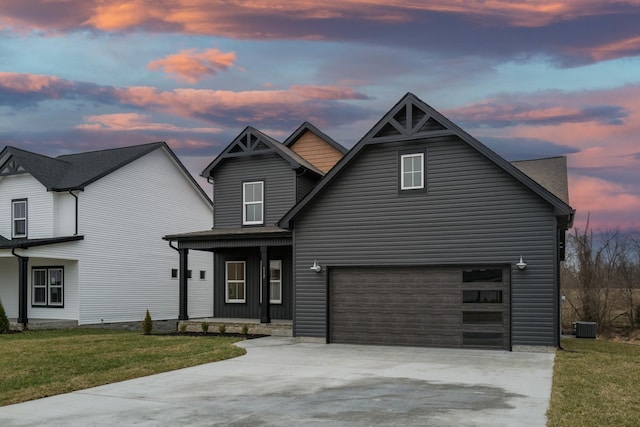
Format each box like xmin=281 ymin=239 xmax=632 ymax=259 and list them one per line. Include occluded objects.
xmin=12 ymin=199 xmax=27 ymax=238
xmin=243 ymin=181 xmax=264 ymax=225
xmin=400 ymin=153 xmax=424 ymax=190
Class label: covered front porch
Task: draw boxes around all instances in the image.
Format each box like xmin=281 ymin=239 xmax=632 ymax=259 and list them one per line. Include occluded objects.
xmin=163 ymin=226 xmax=293 ymax=325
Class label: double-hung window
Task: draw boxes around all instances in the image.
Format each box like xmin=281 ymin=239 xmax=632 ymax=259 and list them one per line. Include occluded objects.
xmin=243 ymin=181 xmax=264 ymax=225
xmin=32 ymin=267 xmax=64 ymax=307
xmin=400 ymin=153 xmax=424 ymax=190
xmin=226 ymin=261 xmax=246 ymax=303
xmin=12 ymin=199 xmax=27 ymax=238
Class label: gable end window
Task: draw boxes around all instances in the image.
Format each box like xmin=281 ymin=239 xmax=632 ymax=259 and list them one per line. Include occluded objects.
xmin=12 ymin=199 xmax=27 ymax=238
xmin=226 ymin=261 xmax=246 ymax=303
xmin=400 ymin=153 xmax=424 ymax=190
xmin=243 ymin=181 xmax=264 ymax=225
xmin=32 ymin=267 xmax=64 ymax=307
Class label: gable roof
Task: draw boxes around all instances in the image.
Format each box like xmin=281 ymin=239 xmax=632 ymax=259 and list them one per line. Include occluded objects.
xmin=511 ymin=157 xmax=570 ymax=205
xmin=284 ymin=121 xmax=348 ymax=154
xmin=0 ymin=142 xmax=210 ymax=204
xmin=201 ymin=126 xmax=324 ymax=178
xmin=279 ymin=92 xmax=575 ymax=229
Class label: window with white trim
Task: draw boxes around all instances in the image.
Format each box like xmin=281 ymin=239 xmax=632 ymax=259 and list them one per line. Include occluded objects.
xmin=243 ymin=181 xmax=264 ymax=225
xmin=225 ymin=261 xmax=246 ymax=303
xmin=12 ymin=199 xmax=27 ymax=238
xmin=400 ymin=153 xmax=424 ymax=190
xmin=260 ymin=260 xmax=282 ymax=304
xmin=32 ymin=267 xmax=64 ymax=307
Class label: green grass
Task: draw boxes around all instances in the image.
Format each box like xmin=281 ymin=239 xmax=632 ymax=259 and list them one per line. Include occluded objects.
xmin=0 ymin=329 xmax=245 ymax=406
xmin=548 ymin=338 xmax=640 ymax=427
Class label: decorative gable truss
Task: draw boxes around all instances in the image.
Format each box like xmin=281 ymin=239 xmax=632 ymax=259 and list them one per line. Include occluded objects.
xmin=0 ymin=156 xmax=27 ymax=176
xmin=226 ymin=128 xmax=274 ymax=156
xmin=369 ymin=95 xmax=456 ymax=143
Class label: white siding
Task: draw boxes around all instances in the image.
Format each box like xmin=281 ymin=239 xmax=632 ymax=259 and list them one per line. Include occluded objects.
xmin=0 ymin=147 xmax=213 ymax=325
xmin=53 ymin=192 xmax=77 ymax=236
xmin=0 ymin=174 xmax=53 ymax=239
xmin=27 ymin=258 xmax=79 ymax=320
xmin=71 ymin=147 xmax=212 ymax=324
xmin=0 ymin=257 xmax=19 ymax=318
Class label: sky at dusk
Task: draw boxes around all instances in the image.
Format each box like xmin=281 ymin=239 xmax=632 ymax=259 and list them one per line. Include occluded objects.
xmin=1 ymin=1 xmax=639 ymax=231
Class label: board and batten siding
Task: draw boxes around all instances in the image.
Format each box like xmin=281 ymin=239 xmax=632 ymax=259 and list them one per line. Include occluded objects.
xmin=27 ymin=147 xmax=214 ymax=324
xmin=213 ymin=154 xmax=296 ymax=228
xmin=0 ymin=174 xmax=54 ymax=239
xmin=292 ymin=138 xmax=559 ymax=347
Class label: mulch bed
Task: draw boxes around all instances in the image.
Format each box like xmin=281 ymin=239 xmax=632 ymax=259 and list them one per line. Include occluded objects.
xmin=157 ymin=332 xmax=268 ymax=339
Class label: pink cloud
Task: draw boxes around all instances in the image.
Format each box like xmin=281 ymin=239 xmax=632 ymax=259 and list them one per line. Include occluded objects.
xmin=568 ymin=36 xmax=640 ymax=62
xmin=569 ymin=173 xmax=640 ymax=231
xmin=1 ymin=0 xmax=635 ymax=35
xmin=147 ymin=48 xmax=237 ymax=83
xmin=76 ymin=113 xmax=221 ymax=133
xmin=0 ymin=72 xmax=69 ymax=93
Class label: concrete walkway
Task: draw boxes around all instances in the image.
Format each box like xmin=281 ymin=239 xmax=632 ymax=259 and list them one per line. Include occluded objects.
xmin=0 ymin=337 xmax=555 ymax=426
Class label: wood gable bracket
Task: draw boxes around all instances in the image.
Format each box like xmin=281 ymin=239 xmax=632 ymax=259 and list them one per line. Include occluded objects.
xmin=370 ymin=98 xmax=453 ymax=142
xmin=0 ymin=157 xmax=27 ymax=177
xmin=227 ymin=130 xmax=273 ymax=156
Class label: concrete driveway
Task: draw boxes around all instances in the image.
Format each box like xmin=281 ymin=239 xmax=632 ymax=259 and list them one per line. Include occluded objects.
xmin=0 ymin=337 xmax=555 ymax=426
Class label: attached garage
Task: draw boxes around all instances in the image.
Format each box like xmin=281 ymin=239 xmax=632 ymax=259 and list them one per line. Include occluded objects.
xmin=329 ymin=266 xmax=511 ymax=350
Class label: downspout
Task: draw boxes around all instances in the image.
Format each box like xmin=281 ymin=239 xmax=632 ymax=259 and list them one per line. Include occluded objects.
xmin=69 ymin=191 xmax=79 ymax=236
xmin=11 ymin=248 xmax=29 ymax=328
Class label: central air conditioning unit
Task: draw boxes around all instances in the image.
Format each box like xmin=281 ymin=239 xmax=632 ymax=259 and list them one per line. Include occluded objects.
xmin=575 ymin=321 xmax=597 ymax=339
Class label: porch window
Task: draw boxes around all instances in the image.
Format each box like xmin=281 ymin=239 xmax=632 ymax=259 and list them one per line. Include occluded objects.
xmin=32 ymin=267 xmax=64 ymax=307
xmin=269 ymin=260 xmax=282 ymax=304
xmin=226 ymin=261 xmax=246 ymax=303
xmin=12 ymin=199 xmax=27 ymax=238
xmin=260 ymin=260 xmax=282 ymax=304
xmin=243 ymin=181 xmax=264 ymax=225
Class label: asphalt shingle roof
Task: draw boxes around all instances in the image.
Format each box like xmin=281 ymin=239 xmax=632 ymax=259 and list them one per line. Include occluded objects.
xmin=0 ymin=142 xmax=166 ymax=191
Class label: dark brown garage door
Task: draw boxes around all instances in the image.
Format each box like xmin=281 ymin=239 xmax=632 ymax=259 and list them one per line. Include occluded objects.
xmin=329 ymin=266 xmax=510 ymax=349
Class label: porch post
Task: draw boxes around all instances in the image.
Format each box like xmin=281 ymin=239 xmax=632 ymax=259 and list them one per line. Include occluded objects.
xmin=179 ymin=248 xmax=189 ymax=321
xmin=17 ymin=255 xmax=29 ymax=326
xmin=260 ymin=245 xmax=271 ymax=323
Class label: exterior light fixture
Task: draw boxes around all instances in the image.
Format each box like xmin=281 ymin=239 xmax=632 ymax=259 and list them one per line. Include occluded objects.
xmin=310 ymin=260 xmax=322 ymax=273
xmin=516 ymin=255 xmax=527 ymax=271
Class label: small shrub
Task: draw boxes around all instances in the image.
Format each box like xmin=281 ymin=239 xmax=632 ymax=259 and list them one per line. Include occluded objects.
xmin=218 ymin=323 xmax=226 ymax=334
xmin=141 ymin=309 xmax=153 ymax=335
xmin=0 ymin=299 xmax=9 ymax=334
xmin=179 ymin=322 xmax=188 ymax=333
xmin=241 ymin=324 xmax=249 ymax=336
xmin=201 ymin=322 xmax=209 ymax=334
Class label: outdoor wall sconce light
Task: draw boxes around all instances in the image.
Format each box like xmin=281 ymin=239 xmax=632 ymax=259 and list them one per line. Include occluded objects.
xmin=310 ymin=260 xmax=322 ymax=273
xmin=516 ymin=255 xmax=527 ymax=271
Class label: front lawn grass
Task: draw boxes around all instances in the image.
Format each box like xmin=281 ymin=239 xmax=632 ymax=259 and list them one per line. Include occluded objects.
xmin=0 ymin=329 xmax=245 ymax=406
xmin=547 ymin=338 xmax=640 ymax=427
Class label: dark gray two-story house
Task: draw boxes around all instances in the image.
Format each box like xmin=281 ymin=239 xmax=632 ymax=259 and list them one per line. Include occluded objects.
xmin=165 ymin=93 xmax=574 ymax=351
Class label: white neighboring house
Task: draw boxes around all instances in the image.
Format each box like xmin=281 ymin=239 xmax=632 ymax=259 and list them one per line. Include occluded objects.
xmin=0 ymin=142 xmax=213 ymax=328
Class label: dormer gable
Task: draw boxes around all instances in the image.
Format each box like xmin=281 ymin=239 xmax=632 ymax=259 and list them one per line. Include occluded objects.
xmin=202 ymin=126 xmax=323 ymax=179
xmin=284 ymin=122 xmax=347 ymax=173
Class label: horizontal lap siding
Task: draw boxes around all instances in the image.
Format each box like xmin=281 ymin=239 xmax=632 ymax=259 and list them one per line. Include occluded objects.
xmin=214 ymin=154 xmax=295 ymax=228
xmin=293 ymin=138 xmax=557 ymax=346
